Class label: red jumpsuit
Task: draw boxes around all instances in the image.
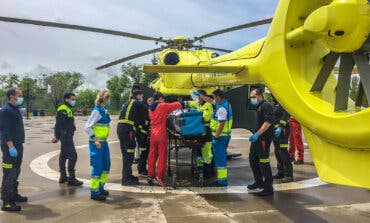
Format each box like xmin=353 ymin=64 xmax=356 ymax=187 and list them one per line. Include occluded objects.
xmin=288 ymin=116 xmax=304 ymax=161
xmin=148 ymin=102 xmax=181 ymax=182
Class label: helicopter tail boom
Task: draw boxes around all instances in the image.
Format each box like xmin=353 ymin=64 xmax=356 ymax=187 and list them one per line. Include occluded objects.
xmin=142 ymin=64 xmax=245 ymax=74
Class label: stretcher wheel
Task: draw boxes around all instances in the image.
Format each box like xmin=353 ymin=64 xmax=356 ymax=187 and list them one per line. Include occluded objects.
xmin=199 ymin=172 xmax=204 ymax=187
xmin=167 ymin=165 xmax=172 ymax=177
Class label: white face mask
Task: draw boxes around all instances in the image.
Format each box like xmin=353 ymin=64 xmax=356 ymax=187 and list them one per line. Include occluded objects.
xmin=250 ymin=98 xmax=258 ymax=105
xmin=16 ymin=97 xmax=24 ymax=106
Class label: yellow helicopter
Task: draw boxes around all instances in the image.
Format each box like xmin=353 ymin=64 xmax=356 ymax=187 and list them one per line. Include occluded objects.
xmin=1 ymin=0 xmax=369 ymax=189
xmin=143 ymin=0 xmax=370 ymax=189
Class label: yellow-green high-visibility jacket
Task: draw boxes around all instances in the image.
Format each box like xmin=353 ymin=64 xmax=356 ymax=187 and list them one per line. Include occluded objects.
xmin=57 ymin=104 xmax=73 ymax=117
xmin=210 ymin=100 xmax=233 ymax=137
xmin=188 ymin=101 xmax=213 ymax=123
xmin=55 ymin=103 xmax=75 ymax=139
xmin=92 ymin=106 xmax=111 ymax=139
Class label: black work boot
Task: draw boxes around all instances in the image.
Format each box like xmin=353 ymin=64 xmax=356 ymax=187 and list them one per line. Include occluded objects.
xmin=138 ymin=170 xmax=148 ymax=176
xmin=101 ymin=190 xmax=109 ymax=196
xmin=90 ymin=194 xmax=106 ymax=201
xmin=247 ymin=182 xmax=264 ymax=190
xmin=121 ymin=178 xmax=140 ymax=186
xmin=281 ymin=176 xmax=294 ymax=183
xmin=131 ymin=175 xmax=139 ymax=182
xmin=15 ymin=194 xmax=28 ymax=203
xmin=59 ymin=171 xmax=68 ymax=184
xmin=273 ymin=173 xmax=284 ymax=179
xmin=67 ymin=171 xmax=83 ymax=186
xmin=294 ymin=160 xmax=304 ymax=165
xmin=257 ymin=189 xmax=274 ymax=196
xmin=147 ymin=177 xmax=154 ymax=186
xmin=2 ymin=203 xmax=21 ymax=211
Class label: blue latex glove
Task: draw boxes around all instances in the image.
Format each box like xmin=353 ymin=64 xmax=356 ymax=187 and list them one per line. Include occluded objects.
xmin=194 ymin=90 xmax=200 ymax=97
xmin=275 ymin=127 xmax=282 ymax=138
xmin=249 ymin=133 xmax=259 ymax=142
xmin=9 ymin=147 xmax=18 ymax=157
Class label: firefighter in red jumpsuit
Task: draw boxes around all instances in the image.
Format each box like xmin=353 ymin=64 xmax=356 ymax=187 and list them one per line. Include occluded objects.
xmin=289 ymin=116 xmax=304 ymax=164
xmin=147 ymin=93 xmax=182 ymax=186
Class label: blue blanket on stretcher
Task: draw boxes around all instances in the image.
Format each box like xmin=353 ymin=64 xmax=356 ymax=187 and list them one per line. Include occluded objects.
xmin=168 ymin=109 xmax=205 ymax=136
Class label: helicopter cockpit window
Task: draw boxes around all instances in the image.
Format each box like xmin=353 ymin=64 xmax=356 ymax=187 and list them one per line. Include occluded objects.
xmin=211 ymin=53 xmax=219 ymax=58
xmin=164 ymin=52 xmax=180 ymax=65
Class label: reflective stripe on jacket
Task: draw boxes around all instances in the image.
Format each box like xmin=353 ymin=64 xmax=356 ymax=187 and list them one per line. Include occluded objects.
xmin=210 ymin=100 xmax=233 ymax=137
xmin=188 ymin=101 xmax=213 ymax=122
xmin=57 ymin=104 xmax=73 ymax=117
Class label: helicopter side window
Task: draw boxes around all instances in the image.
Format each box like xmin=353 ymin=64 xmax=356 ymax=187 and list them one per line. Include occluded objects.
xmin=164 ymin=52 xmax=180 ymax=65
xmin=211 ymin=53 xmax=219 ymax=58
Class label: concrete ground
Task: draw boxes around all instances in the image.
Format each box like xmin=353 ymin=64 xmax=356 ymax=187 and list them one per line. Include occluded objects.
xmin=0 ymin=116 xmax=369 ymax=223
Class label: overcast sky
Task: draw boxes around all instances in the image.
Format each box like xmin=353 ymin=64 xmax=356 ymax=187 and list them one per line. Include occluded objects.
xmin=0 ymin=0 xmax=278 ymax=89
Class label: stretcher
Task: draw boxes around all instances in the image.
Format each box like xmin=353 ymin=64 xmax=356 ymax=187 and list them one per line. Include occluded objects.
xmin=166 ymin=111 xmax=205 ymax=189
xmin=167 ymin=128 xmax=204 ymax=189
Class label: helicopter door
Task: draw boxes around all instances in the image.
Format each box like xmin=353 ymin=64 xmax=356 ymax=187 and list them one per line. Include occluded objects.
xmin=226 ymin=85 xmax=258 ymax=132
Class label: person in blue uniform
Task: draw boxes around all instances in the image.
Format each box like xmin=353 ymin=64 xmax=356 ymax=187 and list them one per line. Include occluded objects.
xmin=85 ymin=90 xmax=111 ymax=201
xmin=247 ymin=88 xmax=274 ymax=196
xmin=272 ymin=98 xmax=293 ymax=183
xmin=0 ymin=88 xmax=27 ymax=211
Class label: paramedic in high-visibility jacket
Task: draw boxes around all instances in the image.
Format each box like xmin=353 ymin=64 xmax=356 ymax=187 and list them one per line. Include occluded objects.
xmin=185 ymin=90 xmax=214 ymax=179
xmin=117 ymin=90 xmax=147 ymax=185
xmin=85 ymin=90 xmax=111 ymax=201
xmin=52 ymin=93 xmax=83 ymax=186
xmin=199 ymin=89 xmax=233 ymax=186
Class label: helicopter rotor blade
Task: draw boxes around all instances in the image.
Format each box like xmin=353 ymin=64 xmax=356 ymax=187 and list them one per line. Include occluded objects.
xmin=310 ymin=52 xmax=340 ymax=92
xmin=96 ymin=48 xmax=163 ymax=70
xmin=202 ymin=47 xmax=232 ymax=53
xmin=0 ymin=16 xmax=165 ymax=42
xmin=334 ymin=53 xmax=355 ymax=111
xmin=194 ymin=18 xmax=272 ymax=42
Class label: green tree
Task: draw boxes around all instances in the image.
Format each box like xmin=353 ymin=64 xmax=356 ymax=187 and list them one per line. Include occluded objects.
xmin=106 ymin=75 xmax=131 ymax=110
xmin=349 ymin=76 xmax=369 ymax=107
xmin=0 ymin=73 xmax=20 ymax=89
xmin=41 ymin=72 xmax=85 ymax=110
xmin=0 ymin=73 xmax=20 ymax=106
xmin=19 ymin=77 xmax=40 ymax=103
xmin=76 ymin=89 xmax=98 ymax=113
xmin=121 ymin=63 xmax=157 ymax=87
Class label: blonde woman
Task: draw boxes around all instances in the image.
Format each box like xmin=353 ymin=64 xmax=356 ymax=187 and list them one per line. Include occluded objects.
xmin=85 ymin=90 xmax=111 ymax=201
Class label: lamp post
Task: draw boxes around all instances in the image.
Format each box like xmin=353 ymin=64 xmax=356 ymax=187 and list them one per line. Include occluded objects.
xmin=25 ymin=83 xmax=30 ymax=120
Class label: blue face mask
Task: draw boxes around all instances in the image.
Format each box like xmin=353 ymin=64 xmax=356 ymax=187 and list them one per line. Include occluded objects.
xmin=250 ymin=98 xmax=259 ymax=106
xmin=69 ymin=100 xmax=76 ymax=107
xmin=105 ymin=100 xmax=111 ymax=108
xmin=16 ymin=97 xmax=24 ymax=106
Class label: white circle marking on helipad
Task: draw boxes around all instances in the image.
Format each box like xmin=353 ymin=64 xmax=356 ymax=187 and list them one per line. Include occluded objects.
xmin=30 ymin=141 xmax=327 ymax=194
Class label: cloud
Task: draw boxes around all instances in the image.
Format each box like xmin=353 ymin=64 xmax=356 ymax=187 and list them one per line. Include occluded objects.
xmin=0 ymin=0 xmax=277 ymax=89
xmin=0 ymin=61 xmax=12 ymax=70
